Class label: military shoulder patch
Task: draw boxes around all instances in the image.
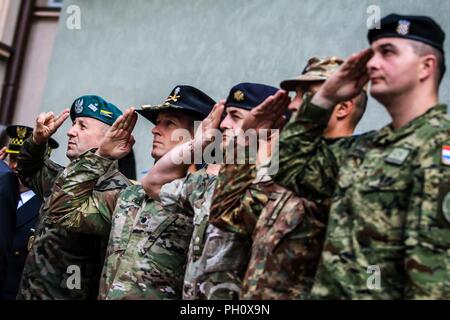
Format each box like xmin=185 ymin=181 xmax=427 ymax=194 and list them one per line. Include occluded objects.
xmin=441 ymin=146 xmax=450 ymax=166
xmin=385 ymin=147 xmax=410 ymax=166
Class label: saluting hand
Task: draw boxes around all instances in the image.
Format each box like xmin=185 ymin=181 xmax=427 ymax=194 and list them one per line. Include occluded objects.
xmin=194 ymin=101 xmax=225 ymax=148
xmin=32 ymin=109 xmax=70 ymax=145
xmin=241 ymin=90 xmax=290 ymax=133
xmin=97 ymin=107 xmax=137 ymax=160
xmin=312 ymin=48 xmax=373 ymax=109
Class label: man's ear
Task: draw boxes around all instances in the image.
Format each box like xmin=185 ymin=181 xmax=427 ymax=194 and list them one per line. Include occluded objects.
xmin=334 ymin=101 xmax=352 ymax=120
xmin=419 ymin=55 xmax=437 ymax=82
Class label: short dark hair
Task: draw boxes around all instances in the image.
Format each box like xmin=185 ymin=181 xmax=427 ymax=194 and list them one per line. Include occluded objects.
xmin=410 ymin=41 xmax=446 ymax=86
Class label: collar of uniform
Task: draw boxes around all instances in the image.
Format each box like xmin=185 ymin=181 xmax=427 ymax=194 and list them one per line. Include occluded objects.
xmin=373 ymin=104 xmax=447 ymax=146
xmin=96 ymin=160 xmax=120 ymax=185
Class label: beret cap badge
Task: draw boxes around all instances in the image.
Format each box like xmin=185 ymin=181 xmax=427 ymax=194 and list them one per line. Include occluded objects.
xmin=74 ymin=99 xmax=84 ymax=114
xmin=396 ymin=19 xmax=411 ymax=35
xmin=234 ymin=90 xmax=245 ymax=102
xmin=16 ymin=126 xmax=28 ymax=139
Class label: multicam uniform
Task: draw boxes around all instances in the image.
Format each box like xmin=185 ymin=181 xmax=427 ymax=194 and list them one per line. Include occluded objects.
xmin=209 ymin=141 xmax=334 ymax=299
xmin=46 ymin=151 xmax=193 ymax=299
xmin=274 ymin=97 xmax=450 ymax=299
xmin=159 ymin=169 xmax=249 ymax=299
xmin=16 ymin=139 xmax=129 ymax=300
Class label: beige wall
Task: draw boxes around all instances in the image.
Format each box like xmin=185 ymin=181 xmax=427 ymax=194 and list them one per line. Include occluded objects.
xmin=0 ymin=0 xmax=21 ymax=45
xmin=12 ymin=17 xmax=59 ymax=126
xmin=0 ymin=0 xmax=60 ymax=127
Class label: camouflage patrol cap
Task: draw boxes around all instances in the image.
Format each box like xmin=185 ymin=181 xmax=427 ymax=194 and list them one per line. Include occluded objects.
xmin=280 ymin=56 xmax=344 ymax=91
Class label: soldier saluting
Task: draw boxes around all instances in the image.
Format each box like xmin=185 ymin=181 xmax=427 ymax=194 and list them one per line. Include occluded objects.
xmin=272 ymin=14 xmax=450 ymax=299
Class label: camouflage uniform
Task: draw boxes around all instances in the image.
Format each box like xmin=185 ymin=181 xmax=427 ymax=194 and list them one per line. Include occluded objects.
xmin=274 ymin=97 xmax=450 ymax=299
xmin=16 ymin=138 xmax=129 ymax=300
xmin=210 ymin=145 xmax=330 ymax=299
xmin=46 ymin=150 xmax=193 ymax=299
xmin=208 ymin=57 xmax=354 ymax=300
xmin=160 ymin=169 xmax=249 ymax=299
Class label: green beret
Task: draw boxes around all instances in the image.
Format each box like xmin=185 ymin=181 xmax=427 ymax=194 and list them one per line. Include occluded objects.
xmin=70 ymin=95 xmax=122 ymax=126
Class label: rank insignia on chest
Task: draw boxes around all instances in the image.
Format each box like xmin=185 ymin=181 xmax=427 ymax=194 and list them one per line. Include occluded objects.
xmin=385 ymin=147 xmax=410 ymax=165
xmin=441 ymin=146 xmax=450 ymax=166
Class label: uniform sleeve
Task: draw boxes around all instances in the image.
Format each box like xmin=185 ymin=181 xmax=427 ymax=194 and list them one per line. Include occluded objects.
xmin=209 ymin=162 xmax=269 ymax=236
xmin=272 ymin=95 xmax=340 ymax=201
xmin=159 ymin=171 xmax=210 ymax=216
xmin=46 ymin=150 xmax=125 ymax=235
xmin=199 ymin=225 xmax=251 ymax=300
xmin=404 ymin=142 xmax=450 ymax=299
xmin=17 ymin=137 xmax=63 ymax=200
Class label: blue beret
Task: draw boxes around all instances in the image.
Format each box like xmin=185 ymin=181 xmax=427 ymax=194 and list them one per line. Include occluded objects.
xmin=70 ymin=95 xmax=123 ymax=126
xmin=368 ymin=14 xmax=445 ymax=53
xmin=225 ymin=83 xmax=279 ymax=111
xmin=136 ymin=85 xmax=215 ymax=124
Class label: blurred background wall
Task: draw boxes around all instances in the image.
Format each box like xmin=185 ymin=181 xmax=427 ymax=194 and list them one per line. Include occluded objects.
xmin=1 ymin=0 xmax=449 ymax=179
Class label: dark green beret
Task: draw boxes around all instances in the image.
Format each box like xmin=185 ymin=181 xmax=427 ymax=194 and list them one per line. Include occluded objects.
xmin=70 ymin=95 xmax=122 ymax=126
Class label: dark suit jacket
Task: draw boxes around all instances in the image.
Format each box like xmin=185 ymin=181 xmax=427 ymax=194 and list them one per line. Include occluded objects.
xmin=2 ymin=194 xmax=41 ymax=300
xmin=0 ymin=160 xmax=19 ymax=300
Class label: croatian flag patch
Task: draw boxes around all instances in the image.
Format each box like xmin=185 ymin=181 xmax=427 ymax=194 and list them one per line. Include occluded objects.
xmin=442 ymin=146 xmax=450 ymax=166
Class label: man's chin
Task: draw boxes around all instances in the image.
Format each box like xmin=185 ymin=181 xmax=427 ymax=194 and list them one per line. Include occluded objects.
xmin=66 ymin=150 xmax=78 ymax=161
xmin=370 ymin=84 xmax=390 ymax=99
xmin=151 ymin=150 xmax=162 ymax=162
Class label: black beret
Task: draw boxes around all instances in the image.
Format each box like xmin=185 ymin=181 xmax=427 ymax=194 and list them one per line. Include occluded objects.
xmin=368 ymin=14 xmax=445 ymax=53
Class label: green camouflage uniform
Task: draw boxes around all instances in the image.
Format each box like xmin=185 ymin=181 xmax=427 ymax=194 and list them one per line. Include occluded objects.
xmin=46 ymin=150 xmax=193 ymax=299
xmin=16 ymin=138 xmax=129 ymax=300
xmin=160 ymin=169 xmax=249 ymax=299
xmin=274 ymin=97 xmax=450 ymax=299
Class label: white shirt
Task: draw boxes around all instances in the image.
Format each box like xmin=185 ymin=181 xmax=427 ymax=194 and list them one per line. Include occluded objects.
xmin=17 ymin=190 xmax=35 ymax=209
